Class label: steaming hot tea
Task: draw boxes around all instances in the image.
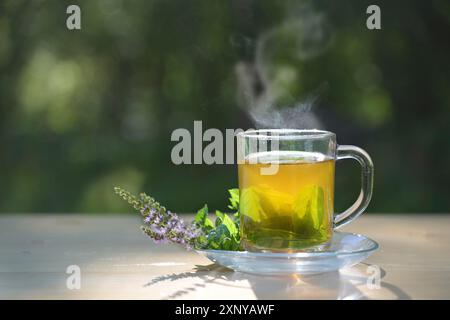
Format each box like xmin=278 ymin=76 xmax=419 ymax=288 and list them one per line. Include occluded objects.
xmin=237 ymin=129 xmax=373 ymax=253
xmin=238 ymin=151 xmax=335 ymax=251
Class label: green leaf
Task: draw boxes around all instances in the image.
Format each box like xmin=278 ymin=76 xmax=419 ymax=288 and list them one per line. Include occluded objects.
xmin=221 ymin=213 xmax=238 ymax=238
xmin=203 ymin=210 xmax=240 ymax=250
xmin=293 ymin=185 xmax=325 ymax=229
xmin=194 ymin=204 xmax=207 ymax=223
xmin=240 ymin=187 xmax=265 ymax=223
xmin=195 ymin=205 xmax=214 ymax=230
xmin=215 ymin=210 xmax=224 ymax=226
xmin=227 ymin=188 xmax=240 ymax=211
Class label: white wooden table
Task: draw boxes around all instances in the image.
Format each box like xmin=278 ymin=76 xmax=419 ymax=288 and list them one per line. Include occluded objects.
xmin=1 ymin=214 xmax=449 ymax=299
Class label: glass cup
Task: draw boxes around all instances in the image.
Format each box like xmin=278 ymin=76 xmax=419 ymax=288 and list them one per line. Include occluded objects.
xmin=236 ymin=129 xmax=374 ymax=252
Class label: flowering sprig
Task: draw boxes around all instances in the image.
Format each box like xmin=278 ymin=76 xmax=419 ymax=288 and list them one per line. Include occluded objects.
xmin=114 ymin=187 xmax=241 ymax=251
xmin=114 ymin=187 xmax=200 ymax=249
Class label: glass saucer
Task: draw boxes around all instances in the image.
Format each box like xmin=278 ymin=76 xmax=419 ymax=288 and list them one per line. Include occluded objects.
xmin=196 ymin=232 xmax=378 ymax=275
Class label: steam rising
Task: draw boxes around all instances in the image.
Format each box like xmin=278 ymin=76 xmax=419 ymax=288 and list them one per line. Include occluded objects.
xmin=235 ymin=4 xmax=332 ymax=129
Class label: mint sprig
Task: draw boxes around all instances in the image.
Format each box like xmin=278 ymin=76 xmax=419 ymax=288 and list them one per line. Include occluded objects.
xmin=114 ymin=187 xmax=241 ymax=251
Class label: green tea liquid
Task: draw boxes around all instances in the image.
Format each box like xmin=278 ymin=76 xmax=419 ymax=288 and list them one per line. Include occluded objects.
xmin=238 ymin=151 xmax=335 ymax=251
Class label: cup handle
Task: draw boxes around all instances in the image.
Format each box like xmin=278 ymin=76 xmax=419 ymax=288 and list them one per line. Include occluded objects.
xmin=334 ymin=145 xmax=374 ymax=229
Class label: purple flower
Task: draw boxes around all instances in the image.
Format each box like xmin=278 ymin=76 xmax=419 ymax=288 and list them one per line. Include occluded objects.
xmin=143 ymin=216 xmax=151 ymax=224
xmin=153 ymin=216 xmax=161 ymax=225
xmin=150 ymin=225 xmax=167 ymax=235
xmin=141 ymin=205 xmax=202 ymax=250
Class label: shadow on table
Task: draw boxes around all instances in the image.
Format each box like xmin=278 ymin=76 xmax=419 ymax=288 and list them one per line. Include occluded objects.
xmin=143 ymin=263 xmax=411 ymax=300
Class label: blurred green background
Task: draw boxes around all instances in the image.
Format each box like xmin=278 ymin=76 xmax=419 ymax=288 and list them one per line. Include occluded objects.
xmin=0 ymin=0 xmax=449 ymax=214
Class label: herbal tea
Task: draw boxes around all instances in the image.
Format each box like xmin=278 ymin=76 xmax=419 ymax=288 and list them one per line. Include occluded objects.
xmin=238 ymin=151 xmax=335 ymax=251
